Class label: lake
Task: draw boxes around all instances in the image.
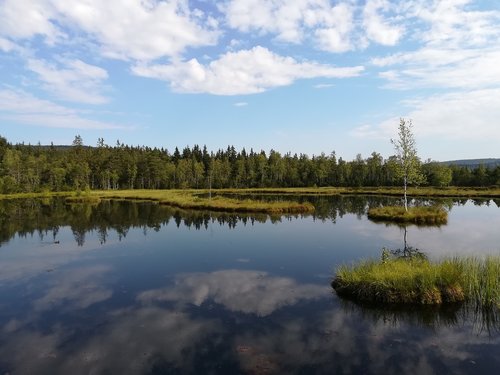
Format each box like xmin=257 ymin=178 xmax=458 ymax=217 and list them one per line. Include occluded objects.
xmin=0 ymin=196 xmax=499 ymax=374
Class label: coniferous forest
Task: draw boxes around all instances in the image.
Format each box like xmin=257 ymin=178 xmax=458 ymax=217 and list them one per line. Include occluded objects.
xmin=0 ymin=135 xmax=498 ymax=194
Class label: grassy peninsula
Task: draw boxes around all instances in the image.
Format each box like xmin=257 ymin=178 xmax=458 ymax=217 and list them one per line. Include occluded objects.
xmin=332 ymin=256 xmax=500 ymax=308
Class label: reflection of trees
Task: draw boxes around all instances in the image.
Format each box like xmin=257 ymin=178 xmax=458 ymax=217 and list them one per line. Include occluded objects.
xmin=386 ymin=225 xmax=428 ymax=260
xmin=338 ymin=298 xmax=499 ymax=336
xmin=0 ymin=196 xmax=496 ymax=246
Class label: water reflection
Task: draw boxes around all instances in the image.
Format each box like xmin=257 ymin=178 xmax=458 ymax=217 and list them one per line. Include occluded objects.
xmin=0 ymin=195 xmax=472 ymax=246
xmin=385 ymin=225 xmax=427 ymax=260
xmin=0 ymin=197 xmax=498 ymax=374
xmin=0 ymin=284 xmax=500 ymax=374
xmin=33 ymin=265 xmax=113 ymax=312
xmin=138 ymin=270 xmax=328 ymax=317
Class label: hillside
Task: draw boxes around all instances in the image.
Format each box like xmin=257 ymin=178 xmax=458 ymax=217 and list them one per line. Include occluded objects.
xmin=442 ymin=158 xmax=500 ymax=169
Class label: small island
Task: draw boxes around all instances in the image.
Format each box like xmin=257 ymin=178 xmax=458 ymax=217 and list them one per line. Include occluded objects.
xmin=367 ymin=205 xmax=448 ymax=225
xmin=332 ymin=256 xmax=500 ymax=308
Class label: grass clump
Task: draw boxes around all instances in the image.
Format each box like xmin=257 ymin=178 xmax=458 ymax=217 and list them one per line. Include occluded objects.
xmin=367 ymin=205 xmax=448 ymax=225
xmin=332 ymin=256 xmax=500 ymax=308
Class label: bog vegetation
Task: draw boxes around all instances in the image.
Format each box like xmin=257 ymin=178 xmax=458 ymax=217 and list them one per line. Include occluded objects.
xmin=75 ymin=190 xmax=315 ymax=214
xmin=333 ymin=255 xmax=500 ymax=308
xmin=0 ymin=134 xmax=499 ymax=194
xmin=367 ymin=206 xmax=448 ymax=225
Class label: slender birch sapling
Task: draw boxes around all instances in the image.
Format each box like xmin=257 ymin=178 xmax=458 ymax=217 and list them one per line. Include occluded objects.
xmin=391 ymin=118 xmax=425 ymax=211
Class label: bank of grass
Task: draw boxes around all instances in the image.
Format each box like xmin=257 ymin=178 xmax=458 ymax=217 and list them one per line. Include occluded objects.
xmin=90 ymin=189 xmax=315 ymax=214
xmin=1 ymin=186 xmax=500 ymax=201
xmin=332 ymin=256 xmax=500 ymax=308
xmin=219 ymin=186 xmax=500 ymax=198
xmin=367 ymin=205 xmax=448 ymax=225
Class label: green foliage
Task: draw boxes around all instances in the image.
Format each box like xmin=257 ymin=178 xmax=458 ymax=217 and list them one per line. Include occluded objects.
xmin=391 ymin=119 xmax=426 ymax=210
xmin=0 ymin=133 xmax=499 ymax=193
xmin=423 ymin=162 xmax=453 ymax=187
xmin=333 ymin=255 xmax=500 ymax=308
xmin=391 ymin=119 xmax=425 ymax=186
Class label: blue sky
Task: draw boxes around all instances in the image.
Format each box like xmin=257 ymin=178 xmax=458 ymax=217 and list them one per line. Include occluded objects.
xmin=1 ymin=0 xmax=499 ymax=161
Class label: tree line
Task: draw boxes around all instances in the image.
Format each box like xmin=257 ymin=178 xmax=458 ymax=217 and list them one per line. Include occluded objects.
xmin=0 ymin=135 xmax=498 ymax=194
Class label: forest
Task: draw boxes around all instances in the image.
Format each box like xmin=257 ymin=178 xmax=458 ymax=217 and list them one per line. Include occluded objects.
xmin=0 ymin=135 xmax=498 ymax=193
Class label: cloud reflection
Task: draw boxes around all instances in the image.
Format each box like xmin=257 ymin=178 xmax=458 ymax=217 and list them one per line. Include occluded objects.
xmin=33 ymin=265 xmax=113 ymax=311
xmin=0 ymin=307 xmax=220 ymax=375
xmin=0 ymin=270 xmax=498 ymax=374
xmin=138 ymin=269 xmax=329 ymax=317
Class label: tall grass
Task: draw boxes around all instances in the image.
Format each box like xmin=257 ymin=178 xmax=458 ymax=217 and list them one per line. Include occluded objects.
xmin=332 ymin=256 xmax=500 ymax=308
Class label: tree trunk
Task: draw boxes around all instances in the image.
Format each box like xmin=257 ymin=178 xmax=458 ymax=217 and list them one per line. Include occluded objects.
xmin=404 ymin=176 xmax=408 ymax=211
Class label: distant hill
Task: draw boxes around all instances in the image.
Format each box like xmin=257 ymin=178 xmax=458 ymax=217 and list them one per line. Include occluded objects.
xmin=442 ymin=158 xmax=500 ymax=169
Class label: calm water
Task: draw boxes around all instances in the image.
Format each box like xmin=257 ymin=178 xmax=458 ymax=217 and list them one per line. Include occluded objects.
xmin=0 ymin=197 xmax=499 ymax=374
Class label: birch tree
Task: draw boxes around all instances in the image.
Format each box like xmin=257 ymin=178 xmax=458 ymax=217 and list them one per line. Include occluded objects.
xmin=391 ymin=118 xmax=425 ymax=211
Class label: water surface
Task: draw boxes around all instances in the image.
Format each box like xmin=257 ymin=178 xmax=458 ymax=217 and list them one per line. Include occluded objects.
xmin=0 ymin=197 xmax=498 ymax=374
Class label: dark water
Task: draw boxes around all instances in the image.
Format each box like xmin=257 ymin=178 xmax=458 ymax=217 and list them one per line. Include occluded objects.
xmin=0 ymin=197 xmax=499 ymax=374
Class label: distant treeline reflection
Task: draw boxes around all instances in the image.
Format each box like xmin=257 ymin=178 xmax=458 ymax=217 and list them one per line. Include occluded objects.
xmin=0 ymin=196 xmax=497 ymax=246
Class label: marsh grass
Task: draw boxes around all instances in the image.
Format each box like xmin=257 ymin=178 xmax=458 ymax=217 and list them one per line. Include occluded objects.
xmin=92 ymin=190 xmax=315 ymax=214
xmin=332 ymin=256 xmax=500 ymax=308
xmin=220 ymin=187 xmax=500 ymax=198
xmin=65 ymin=195 xmax=102 ymax=204
xmin=367 ymin=205 xmax=448 ymax=225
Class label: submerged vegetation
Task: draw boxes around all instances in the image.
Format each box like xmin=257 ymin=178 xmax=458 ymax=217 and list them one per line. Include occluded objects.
xmin=367 ymin=205 xmax=448 ymax=225
xmin=332 ymin=256 xmax=500 ymax=308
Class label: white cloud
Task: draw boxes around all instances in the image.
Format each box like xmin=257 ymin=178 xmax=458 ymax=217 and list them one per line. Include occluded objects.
xmin=401 ymin=89 xmax=500 ymax=140
xmin=373 ymin=1 xmax=500 ymax=90
xmin=0 ymin=0 xmax=63 ymax=44
xmin=314 ymin=83 xmax=335 ymax=89
xmin=364 ymin=1 xmax=500 ymax=158
xmin=377 ymin=49 xmax=500 ymax=90
xmin=0 ymin=0 xmax=219 ymax=61
xmin=410 ymin=0 xmax=500 ymax=48
xmin=27 ymin=58 xmax=110 ymax=104
xmin=362 ymin=0 xmax=404 ymax=46
xmin=0 ymin=37 xmax=18 ymax=52
xmin=222 ymin=0 xmax=357 ymax=51
xmin=132 ymin=46 xmax=364 ymax=95
xmin=352 ymin=88 xmax=500 ymax=142
xmin=314 ymin=3 xmax=355 ymax=52
xmin=0 ymin=89 xmax=128 ymax=130
xmin=52 ymin=0 xmax=220 ymax=60
xmin=234 ymin=102 xmax=248 ymax=107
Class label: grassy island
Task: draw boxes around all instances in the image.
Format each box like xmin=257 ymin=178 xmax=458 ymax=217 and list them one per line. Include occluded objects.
xmin=332 ymin=256 xmax=500 ymax=308
xmin=88 ymin=190 xmax=315 ymax=214
xmin=367 ymin=205 xmax=448 ymax=225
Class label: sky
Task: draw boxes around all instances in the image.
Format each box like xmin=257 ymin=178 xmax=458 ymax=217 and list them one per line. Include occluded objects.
xmin=0 ymin=0 xmax=499 ymax=162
